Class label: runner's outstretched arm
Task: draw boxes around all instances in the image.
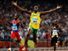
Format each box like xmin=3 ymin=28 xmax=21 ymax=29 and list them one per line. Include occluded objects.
xmin=12 ymin=1 xmax=31 ymax=14
xmin=41 ymin=5 xmax=62 ymax=14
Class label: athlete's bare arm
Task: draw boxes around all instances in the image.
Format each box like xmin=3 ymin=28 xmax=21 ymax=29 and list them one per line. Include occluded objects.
xmin=41 ymin=5 xmax=62 ymax=14
xmin=12 ymin=2 xmax=31 ymax=14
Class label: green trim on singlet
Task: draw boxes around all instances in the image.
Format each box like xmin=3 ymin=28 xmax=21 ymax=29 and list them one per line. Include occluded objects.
xmin=29 ymin=27 xmax=38 ymax=34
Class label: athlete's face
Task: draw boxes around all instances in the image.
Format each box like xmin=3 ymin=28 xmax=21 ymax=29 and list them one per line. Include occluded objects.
xmin=34 ymin=6 xmax=39 ymax=11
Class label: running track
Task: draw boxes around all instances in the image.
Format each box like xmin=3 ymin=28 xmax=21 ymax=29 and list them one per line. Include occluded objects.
xmin=0 ymin=47 xmax=68 ymax=51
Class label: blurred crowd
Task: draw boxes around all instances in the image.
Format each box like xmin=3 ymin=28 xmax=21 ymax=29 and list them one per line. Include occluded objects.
xmin=0 ymin=0 xmax=68 ymax=46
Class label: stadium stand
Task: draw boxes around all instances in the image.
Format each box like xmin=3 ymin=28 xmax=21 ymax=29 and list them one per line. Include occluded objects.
xmin=0 ymin=0 xmax=68 ymax=49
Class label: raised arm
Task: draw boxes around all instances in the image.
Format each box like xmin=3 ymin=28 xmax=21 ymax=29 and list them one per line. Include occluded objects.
xmin=12 ymin=2 xmax=31 ymax=14
xmin=41 ymin=5 xmax=62 ymax=14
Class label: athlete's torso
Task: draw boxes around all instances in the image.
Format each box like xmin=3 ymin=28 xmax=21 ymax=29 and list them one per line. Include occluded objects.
xmin=29 ymin=12 xmax=41 ymax=29
xmin=52 ymin=29 xmax=58 ymax=38
xmin=11 ymin=19 xmax=19 ymax=31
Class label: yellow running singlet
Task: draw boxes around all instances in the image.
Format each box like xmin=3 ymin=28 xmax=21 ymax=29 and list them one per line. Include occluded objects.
xmin=29 ymin=12 xmax=41 ymax=29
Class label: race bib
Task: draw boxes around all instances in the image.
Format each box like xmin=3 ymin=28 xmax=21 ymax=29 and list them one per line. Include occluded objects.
xmin=32 ymin=18 xmax=38 ymax=23
xmin=52 ymin=30 xmax=58 ymax=37
xmin=12 ymin=25 xmax=18 ymax=30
